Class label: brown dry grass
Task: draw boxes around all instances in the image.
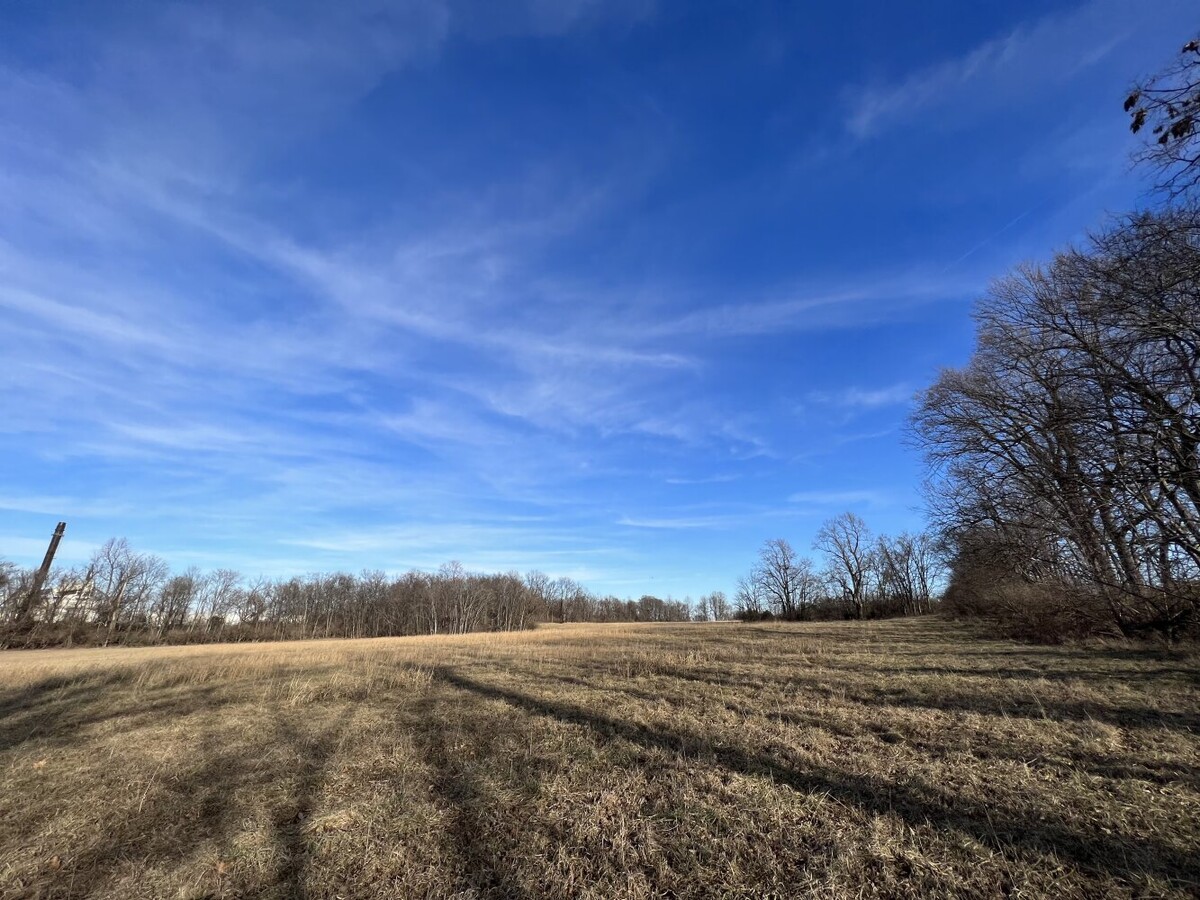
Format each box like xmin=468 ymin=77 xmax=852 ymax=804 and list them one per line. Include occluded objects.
xmin=0 ymin=618 xmax=1197 ymax=899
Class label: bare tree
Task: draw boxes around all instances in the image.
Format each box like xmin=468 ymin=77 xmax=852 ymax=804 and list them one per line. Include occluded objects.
xmin=814 ymin=513 xmax=874 ymax=619
xmin=0 ymin=561 xmax=26 ymax=619
xmin=196 ymin=569 xmax=242 ymax=634
xmin=154 ymin=568 xmax=201 ymax=634
xmin=734 ymin=574 xmax=764 ymax=618
xmin=707 ymin=590 xmax=732 ymax=621
xmin=875 ymin=532 xmax=944 ymax=615
xmin=89 ymin=538 xmax=168 ymax=644
xmin=914 ymin=207 xmax=1200 ymax=638
xmin=547 ymin=576 xmax=581 ymax=624
xmin=238 ymin=576 xmax=271 ymax=630
xmin=744 ymin=538 xmax=821 ymax=620
xmin=485 ymin=572 xmax=530 ymax=632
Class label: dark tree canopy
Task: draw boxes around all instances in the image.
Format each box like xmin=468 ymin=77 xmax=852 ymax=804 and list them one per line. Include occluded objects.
xmin=1127 ymin=36 xmax=1200 ymax=197
xmin=914 ymin=205 xmax=1200 ymax=639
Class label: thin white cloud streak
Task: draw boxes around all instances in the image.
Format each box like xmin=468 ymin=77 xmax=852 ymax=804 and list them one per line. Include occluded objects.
xmin=637 ymin=273 xmax=978 ymax=339
xmin=616 ymin=502 xmax=816 ymax=530
xmin=664 ymin=474 xmax=742 ymax=485
xmin=842 ymin=0 xmax=1190 ymax=140
xmin=806 ymin=383 xmax=915 ymax=411
xmin=274 ymin=520 xmax=634 ymax=583
xmin=0 ymin=496 xmax=132 ymax=518
xmin=0 ymin=536 xmax=101 ymax=563
xmin=847 ymin=27 xmax=1030 ymax=139
xmin=616 ymin=515 xmax=736 ymax=530
xmin=282 ymin=523 xmax=596 ymax=555
xmin=456 ymin=0 xmax=656 ymax=40
xmin=787 ymin=489 xmax=889 ymax=507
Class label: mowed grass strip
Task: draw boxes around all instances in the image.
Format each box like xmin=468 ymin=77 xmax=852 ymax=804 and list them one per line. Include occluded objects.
xmin=0 ymin=619 xmax=1197 ymax=899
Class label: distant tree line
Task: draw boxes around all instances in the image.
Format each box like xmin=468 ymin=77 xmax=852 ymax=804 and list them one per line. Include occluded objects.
xmin=0 ymin=538 xmax=695 ymax=648
xmin=733 ymin=513 xmax=945 ymax=622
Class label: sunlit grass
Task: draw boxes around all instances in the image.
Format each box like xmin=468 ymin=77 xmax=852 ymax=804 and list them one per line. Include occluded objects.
xmin=0 ymin=619 xmax=1197 ymax=898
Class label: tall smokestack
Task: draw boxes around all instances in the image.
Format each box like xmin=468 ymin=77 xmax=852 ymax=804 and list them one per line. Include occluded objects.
xmin=20 ymin=521 xmax=66 ymax=622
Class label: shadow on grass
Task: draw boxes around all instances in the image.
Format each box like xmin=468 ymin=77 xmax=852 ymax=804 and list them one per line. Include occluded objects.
xmin=812 ymin=659 xmax=1200 ymax=686
xmin=495 ymin=661 xmax=1200 ymax=792
xmin=270 ymin=710 xmax=356 ymax=900
xmin=885 ymin=644 xmax=1188 ymax=663
xmin=433 ymin=666 xmax=1200 ymax=893
xmin=0 ymin=672 xmax=354 ymax=900
xmin=823 ymin=683 xmax=1200 ymax=733
xmin=0 ymin=663 xmax=357 ymax=756
xmin=0 ymin=672 xmax=125 ymax=752
xmin=409 ymin=694 xmax=532 ymax=900
xmin=590 ymin=660 xmax=1200 ymax=735
xmin=515 ymin=656 xmax=1200 ymax=787
xmin=27 ymin=730 xmax=234 ymax=898
xmin=0 ymin=669 xmax=229 ymax=755
xmin=7 ymin=713 xmax=272 ymax=898
xmin=0 ymin=671 xmax=247 ymax=756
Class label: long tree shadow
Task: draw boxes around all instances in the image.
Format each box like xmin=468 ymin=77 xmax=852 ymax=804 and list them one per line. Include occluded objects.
xmin=0 ymin=662 xmax=354 ymax=757
xmin=810 ymin=659 xmax=1200 ymax=686
xmin=618 ymin=663 xmax=1200 ymax=735
xmin=407 ymin=692 xmax=532 ymax=900
xmin=0 ymin=670 xmax=286 ymax=755
xmin=432 ymin=667 xmax=1200 ymax=893
xmin=500 ymin=663 xmax=1200 ymax=790
xmin=1 ymin=671 xmax=357 ymax=899
xmin=270 ymin=708 xmax=357 ymax=900
xmin=827 ymin=683 xmax=1200 ymax=733
xmin=885 ymin=644 xmax=1188 ymax=663
xmin=503 ymin=665 xmax=695 ymax=709
xmin=0 ymin=670 xmax=138 ymax=753
xmin=9 ymin=704 xmax=289 ymax=898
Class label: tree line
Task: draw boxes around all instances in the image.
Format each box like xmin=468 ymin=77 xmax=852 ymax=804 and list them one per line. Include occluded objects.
xmin=907 ymin=36 xmax=1200 ymax=641
xmin=913 ymin=206 xmax=1200 ymax=640
xmin=0 ymin=538 xmax=695 ymax=648
xmin=734 ymin=513 xmax=944 ymax=622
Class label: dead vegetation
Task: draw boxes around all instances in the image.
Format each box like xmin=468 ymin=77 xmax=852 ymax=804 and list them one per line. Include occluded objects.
xmin=0 ymin=619 xmax=1197 ymax=899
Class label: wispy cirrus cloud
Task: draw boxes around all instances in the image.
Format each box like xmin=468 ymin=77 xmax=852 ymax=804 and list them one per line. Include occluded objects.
xmin=616 ymin=515 xmax=734 ymax=530
xmin=788 ymin=489 xmax=889 ymax=508
xmin=842 ymin=0 xmax=1144 ymax=140
xmin=806 ymin=383 xmax=915 ymax=411
xmin=664 ymin=473 xmax=742 ymax=486
xmin=638 ymin=271 xmax=976 ymax=339
xmin=6 ymin=0 xmax=1185 ymax=601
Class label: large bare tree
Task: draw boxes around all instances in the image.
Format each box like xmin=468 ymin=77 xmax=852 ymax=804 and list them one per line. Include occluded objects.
xmin=747 ymin=538 xmax=821 ymax=620
xmin=914 ymin=207 xmax=1200 ymax=637
xmin=814 ymin=513 xmax=874 ymax=619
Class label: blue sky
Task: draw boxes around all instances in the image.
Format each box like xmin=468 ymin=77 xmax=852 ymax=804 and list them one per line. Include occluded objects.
xmin=1 ymin=0 xmax=1194 ymax=599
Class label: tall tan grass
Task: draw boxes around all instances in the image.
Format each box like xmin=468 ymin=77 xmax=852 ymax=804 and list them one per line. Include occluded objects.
xmin=1 ymin=619 xmax=1197 ymax=898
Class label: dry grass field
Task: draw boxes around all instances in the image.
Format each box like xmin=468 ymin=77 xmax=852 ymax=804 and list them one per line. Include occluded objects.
xmin=0 ymin=619 xmax=1197 ymax=899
